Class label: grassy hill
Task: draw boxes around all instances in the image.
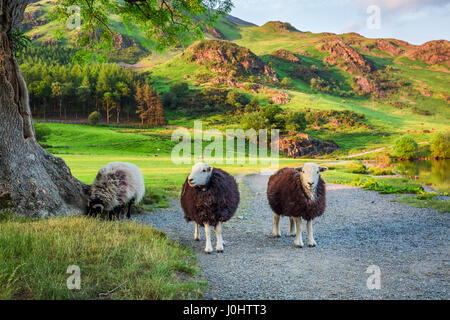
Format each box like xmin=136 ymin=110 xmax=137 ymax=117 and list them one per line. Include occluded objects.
xmin=21 ymin=1 xmax=450 ymax=156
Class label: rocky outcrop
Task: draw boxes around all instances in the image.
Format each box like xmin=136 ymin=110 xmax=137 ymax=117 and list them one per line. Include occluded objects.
xmin=113 ymin=34 xmax=139 ymax=49
xmin=186 ymin=40 xmax=279 ymax=82
xmin=262 ymin=21 xmax=299 ymax=33
xmin=206 ymin=26 xmax=225 ymax=39
xmin=271 ymin=49 xmax=302 ymax=64
xmin=406 ymin=40 xmax=450 ymax=67
xmin=279 ymin=134 xmax=340 ymax=158
xmin=354 ymin=76 xmax=372 ymax=93
xmin=320 ymin=39 xmax=374 ymax=75
xmin=353 ymin=76 xmax=385 ymax=98
xmin=376 ymin=39 xmax=404 ymax=56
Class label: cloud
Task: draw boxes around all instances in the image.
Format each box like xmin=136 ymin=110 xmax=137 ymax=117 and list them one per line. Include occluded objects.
xmin=342 ymin=22 xmax=362 ymax=33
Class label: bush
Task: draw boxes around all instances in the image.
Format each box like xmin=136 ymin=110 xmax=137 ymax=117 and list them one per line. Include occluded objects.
xmin=393 ymin=136 xmax=418 ymax=159
xmin=280 ymin=77 xmax=292 ymax=89
xmin=368 ymin=166 xmax=395 ymax=176
xmin=240 ymin=111 xmax=268 ymax=131
xmin=162 ymin=91 xmax=177 ymax=109
xmin=88 ymin=111 xmax=102 ymax=126
xmin=348 ymin=162 xmax=368 ymax=174
xmin=262 ymin=104 xmax=284 ymax=128
xmin=430 ymin=131 xmax=450 ymax=159
xmin=285 ymin=111 xmax=307 ymax=132
xmin=34 ymin=123 xmax=52 ymax=143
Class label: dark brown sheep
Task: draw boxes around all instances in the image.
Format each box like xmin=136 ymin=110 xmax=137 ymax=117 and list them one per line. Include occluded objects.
xmin=181 ymin=163 xmax=240 ymax=253
xmin=267 ymin=163 xmax=327 ymax=248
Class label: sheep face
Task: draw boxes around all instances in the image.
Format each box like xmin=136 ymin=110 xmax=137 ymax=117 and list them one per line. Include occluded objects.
xmin=88 ymin=198 xmax=105 ymax=216
xmin=188 ymin=162 xmax=213 ymax=187
xmin=296 ymin=163 xmax=328 ymax=197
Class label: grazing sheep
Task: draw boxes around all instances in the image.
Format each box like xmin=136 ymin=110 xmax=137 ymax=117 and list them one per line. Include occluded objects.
xmin=88 ymin=162 xmax=145 ymax=220
xmin=181 ymin=162 xmax=240 ymax=253
xmin=267 ymin=163 xmax=327 ymax=248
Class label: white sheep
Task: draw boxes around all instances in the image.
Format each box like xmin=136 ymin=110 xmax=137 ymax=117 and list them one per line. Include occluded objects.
xmin=88 ymin=162 xmax=145 ymax=220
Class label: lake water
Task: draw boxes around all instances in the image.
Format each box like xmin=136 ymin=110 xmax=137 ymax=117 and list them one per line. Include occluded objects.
xmin=393 ymin=159 xmax=450 ymax=193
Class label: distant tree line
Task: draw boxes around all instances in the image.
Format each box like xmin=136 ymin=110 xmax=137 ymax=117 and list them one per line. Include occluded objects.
xmin=18 ymin=46 xmax=165 ymax=126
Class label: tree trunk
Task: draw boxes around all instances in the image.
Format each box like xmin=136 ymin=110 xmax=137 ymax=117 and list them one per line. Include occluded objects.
xmin=0 ymin=1 xmax=88 ymax=217
xmin=106 ymin=102 xmax=109 ymax=124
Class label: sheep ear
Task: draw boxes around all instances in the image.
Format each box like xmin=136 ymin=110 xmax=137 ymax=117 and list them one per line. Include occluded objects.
xmin=207 ymin=166 xmax=212 ymax=172
xmin=319 ymin=166 xmax=328 ymax=172
xmin=295 ymin=166 xmax=303 ymax=172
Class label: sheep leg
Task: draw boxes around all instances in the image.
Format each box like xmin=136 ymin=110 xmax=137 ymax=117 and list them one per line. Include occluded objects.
xmin=113 ymin=207 xmax=120 ymax=220
xmin=289 ymin=217 xmax=296 ymax=237
xmin=194 ymin=223 xmax=200 ymax=241
xmin=127 ymin=199 xmax=134 ymax=219
xmin=294 ymin=217 xmax=304 ymax=248
xmin=307 ymin=220 xmax=317 ymax=247
xmin=204 ymin=223 xmax=213 ymax=254
xmin=214 ymin=222 xmax=224 ymax=253
xmin=273 ymin=214 xmax=281 ymax=238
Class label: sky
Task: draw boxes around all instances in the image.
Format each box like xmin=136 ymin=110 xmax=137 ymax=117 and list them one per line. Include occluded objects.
xmin=230 ymin=0 xmax=450 ymax=45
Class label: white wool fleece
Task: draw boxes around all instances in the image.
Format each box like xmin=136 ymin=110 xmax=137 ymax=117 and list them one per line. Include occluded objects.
xmin=94 ymin=162 xmax=145 ymax=207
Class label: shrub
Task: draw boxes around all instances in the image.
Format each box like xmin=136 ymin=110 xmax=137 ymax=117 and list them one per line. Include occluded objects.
xmin=368 ymin=166 xmax=395 ymax=176
xmin=226 ymin=90 xmax=250 ymax=107
xmin=162 ymin=91 xmax=177 ymax=109
xmin=262 ymin=104 xmax=285 ymax=129
xmin=285 ymin=111 xmax=307 ymax=132
xmin=280 ymin=77 xmax=292 ymax=89
xmin=88 ymin=111 xmax=102 ymax=126
xmin=240 ymin=111 xmax=268 ymax=131
xmin=393 ymin=136 xmax=418 ymax=159
xmin=430 ymin=131 xmax=450 ymax=159
xmin=411 ymin=106 xmax=432 ymax=116
xmin=348 ymin=162 xmax=368 ymax=174
xmin=34 ymin=123 xmax=52 ymax=143
xmin=248 ymin=96 xmax=260 ymax=108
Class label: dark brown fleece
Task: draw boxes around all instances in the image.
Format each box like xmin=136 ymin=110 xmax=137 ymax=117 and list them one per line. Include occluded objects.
xmin=181 ymin=168 xmax=240 ymax=227
xmin=267 ymin=168 xmax=326 ymax=221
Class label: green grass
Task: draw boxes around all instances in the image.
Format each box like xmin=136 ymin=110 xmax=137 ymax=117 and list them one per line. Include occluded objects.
xmin=0 ymin=212 xmax=205 ymax=299
xmin=40 ymin=122 xmax=313 ymax=207
xmin=395 ymin=195 xmax=450 ymax=213
xmin=322 ymin=162 xmax=424 ymax=194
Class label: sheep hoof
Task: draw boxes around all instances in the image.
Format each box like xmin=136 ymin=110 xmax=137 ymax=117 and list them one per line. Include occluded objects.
xmin=290 ymin=234 xmax=296 ymax=237
xmin=216 ymin=249 xmax=224 ymax=253
xmin=273 ymin=234 xmax=281 ymax=238
xmin=295 ymin=244 xmax=304 ymax=248
xmin=194 ymin=238 xmax=200 ymax=241
xmin=308 ymin=240 xmax=317 ymax=247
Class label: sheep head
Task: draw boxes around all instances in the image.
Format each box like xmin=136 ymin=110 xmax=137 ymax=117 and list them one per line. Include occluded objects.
xmin=296 ymin=163 xmax=328 ymax=199
xmin=88 ymin=198 xmax=105 ymax=216
xmin=188 ymin=162 xmax=213 ymax=188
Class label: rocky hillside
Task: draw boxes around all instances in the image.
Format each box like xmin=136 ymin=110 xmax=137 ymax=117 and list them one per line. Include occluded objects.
xmin=320 ymin=38 xmax=374 ymax=75
xmin=406 ymin=40 xmax=450 ymax=67
xmin=185 ymin=40 xmax=279 ymax=82
xmin=19 ymin=2 xmax=450 ymax=136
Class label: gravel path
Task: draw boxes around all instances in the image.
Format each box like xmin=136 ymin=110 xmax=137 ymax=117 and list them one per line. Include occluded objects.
xmin=134 ymin=173 xmax=449 ymax=300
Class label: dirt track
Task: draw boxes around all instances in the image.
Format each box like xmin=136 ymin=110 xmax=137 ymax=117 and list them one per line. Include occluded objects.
xmin=135 ymin=173 xmax=449 ymax=300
